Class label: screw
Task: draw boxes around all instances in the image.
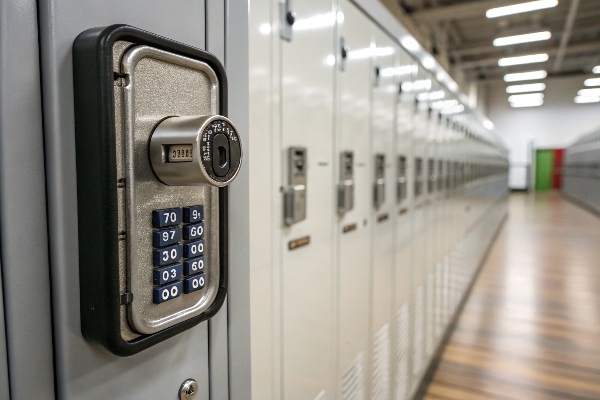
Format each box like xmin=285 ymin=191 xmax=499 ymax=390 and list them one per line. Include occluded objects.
xmin=179 ymin=379 xmax=198 ymax=400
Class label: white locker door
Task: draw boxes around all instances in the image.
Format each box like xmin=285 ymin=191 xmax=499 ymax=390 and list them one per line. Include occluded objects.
xmin=279 ymin=1 xmax=335 ymax=398
xmin=336 ymin=1 xmax=372 ymax=399
xmin=369 ymin=28 xmax=396 ymax=400
xmin=393 ymin=53 xmax=415 ymax=400
xmin=410 ymin=65 xmax=431 ymax=385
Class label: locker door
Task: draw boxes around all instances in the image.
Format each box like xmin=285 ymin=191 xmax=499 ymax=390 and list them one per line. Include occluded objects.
xmin=336 ymin=1 xmax=372 ymax=398
xmin=393 ymin=52 xmax=415 ymax=400
xmin=0 ymin=260 xmax=8 ymax=399
xmin=279 ymin=1 xmax=335 ymax=398
xmin=36 ymin=0 xmax=224 ymax=398
xmin=369 ymin=27 xmax=397 ymax=400
xmin=410 ymin=65 xmax=431 ymax=384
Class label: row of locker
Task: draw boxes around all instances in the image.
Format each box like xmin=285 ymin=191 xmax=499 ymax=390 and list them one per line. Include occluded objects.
xmin=248 ymin=0 xmax=509 ymax=399
xmin=563 ymin=128 xmax=600 ymax=213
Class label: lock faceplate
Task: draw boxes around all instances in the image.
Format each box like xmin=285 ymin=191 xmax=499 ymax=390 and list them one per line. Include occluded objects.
xmin=338 ymin=151 xmax=354 ymax=215
xmin=374 ymin=153 xmax=385 ymax=209
xmin=284 ymin=147 xmax=307 ymax=226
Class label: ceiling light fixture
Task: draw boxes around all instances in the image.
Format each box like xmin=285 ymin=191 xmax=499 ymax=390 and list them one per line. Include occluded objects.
xmin=504 ymin=70 xmax=547 ymax=82
xmin=506 ymin=83 xmax=546 ymax=93
xmin=493 ymin=31 xmax=551 ymax=47
xmin=583 ymin=78 xmax=600 ymax=87
xmin=593 ymin=66 xmax=600 ymax=74
xmin=498 ymin=53 xmax=549 ymax=66
xmin=508 ymin=93 xmax=544 ymax=102
xmin=487 ymin=0 xmax=558 ymax=18
xmin=574 ymin=96 xmax=600 ymax=104
xmin=578 ymin=88 xmax=600 ymax=97
xmin=510 ymin=100 xmax=544 ymax=108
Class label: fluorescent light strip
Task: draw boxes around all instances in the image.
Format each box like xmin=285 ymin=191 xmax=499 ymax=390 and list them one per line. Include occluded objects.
xmin=504 ymin=70 xmax=547 ymax=82
xmin=493 ymin=31 xmax=551 ymax=47
xmin=508 ymin=93 xmax=544 ymax=102
xmin=506 ymin=83 xmax=546 ymax=93
xmin=584 ymin=78 xmax=600 ymax=87
xmin=510 ymin=100 xmax=544 ymax=108
xmin=487 ymin=0 xmax=558 ymax=18
xmin=498 ymin=53 xmax=548 ymax=66
xmin=574 ymin=96 xmax=600 ymax=104
xmin=594 ymin=66 xmax=600 ymax=74
xmin=578 ymin=88 xmax=600 ymax=97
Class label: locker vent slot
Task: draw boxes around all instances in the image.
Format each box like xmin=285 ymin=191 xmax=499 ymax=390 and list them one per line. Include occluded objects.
xmin=395 ymin=303 xmax=410 ymax=400
xmin=342 ymin=352 xmax=366 ymax=400
xmin=425 ymin=273 xmax=434 ymax=357
xmin=372 ymin=324 xmax=391 ymax=400
xmin=412 ymin=285 xmax=424 ymax=376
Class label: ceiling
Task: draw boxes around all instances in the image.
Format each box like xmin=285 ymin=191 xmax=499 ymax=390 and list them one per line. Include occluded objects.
xmin=380 ymin=0 xmax=600 ymax=83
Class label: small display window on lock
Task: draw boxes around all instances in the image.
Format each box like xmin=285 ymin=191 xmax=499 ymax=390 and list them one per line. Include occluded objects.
xmin=166 ymin=144 xmax=193 ymax=163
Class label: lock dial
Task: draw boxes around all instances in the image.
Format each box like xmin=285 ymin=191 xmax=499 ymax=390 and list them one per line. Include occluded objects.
xmin=150 ymin=115 xmax=243 ymax=187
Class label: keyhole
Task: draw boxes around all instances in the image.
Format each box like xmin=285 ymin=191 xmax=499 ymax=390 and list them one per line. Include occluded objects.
xmin=218 ymin=146 xmax=227 ymax=168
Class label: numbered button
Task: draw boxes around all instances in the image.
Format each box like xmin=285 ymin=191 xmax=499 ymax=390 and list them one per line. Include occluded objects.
xmin=153 ymin=244 xmax=183 ymax=266
xmin=153 ymin=263 xmax=183 ymax=285
xmin=153 ymin=226 xmax=181 ymax=247
xmin=183 ymin=240 xmax=204 ymax=258
xmin=153 ymin=281 xmax=183 ymax=304
xmin=183 ymin=257 xmax=204 ymax=275
xmin=184 ymin=273 xmax=206 ymax=294
xmin=183 ymin=222 xmax=204 ymax=241
xmin=183 ymin=205 xmax=204 ymax=223
xmin=152 ymin=208 xmax=182 ymax=228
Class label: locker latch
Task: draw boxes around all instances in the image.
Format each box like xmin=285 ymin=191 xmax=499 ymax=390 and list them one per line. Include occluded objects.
xmin=338 ymin=151 xmax=354 ymax=215
xmin=284 ymin=147 xmax=307 ymax=226
xmin=374 ymin=153 xmax=385 ymax=208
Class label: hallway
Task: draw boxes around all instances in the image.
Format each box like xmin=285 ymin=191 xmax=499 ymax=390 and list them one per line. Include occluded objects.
xmin=425 ymin=193 xmax=600 ymax=400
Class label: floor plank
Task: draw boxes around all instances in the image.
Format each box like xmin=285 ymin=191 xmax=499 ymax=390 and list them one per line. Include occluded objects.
xmin=425 ymin=193 xmax=600 ymax=400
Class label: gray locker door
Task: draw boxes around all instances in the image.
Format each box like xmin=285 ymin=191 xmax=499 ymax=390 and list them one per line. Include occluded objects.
xmin=35 ymin=0 xmax=229 ymax=397
xmin=0 ymin=260 xmax=9 ymax=399
xmin=336 ymin=1 xmax=372 ymax=398
xmin=0 ymin=0 xmax=56 ymax=398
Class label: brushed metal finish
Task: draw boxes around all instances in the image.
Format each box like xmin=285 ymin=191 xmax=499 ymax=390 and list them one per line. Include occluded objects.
xmin=118 ymin=45 xmax=221 ymax=334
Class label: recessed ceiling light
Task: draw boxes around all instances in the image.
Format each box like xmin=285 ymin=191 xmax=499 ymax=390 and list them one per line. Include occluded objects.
xmin=510 ymin=100 xmax=544 ymax=108
xmin=578 ymin=88 xmax=600 ymax=97
xmin=504 ymin=70 xmax=547 ymax=82
xmin=508 ymin=93 xmax=544 ymax=102
xmin=483 ymin=119 xmax=495 ymax=130
xmin=498 ymin=53 xmax=549 ymax=66
xmin=584 ymin=78 xmax=600 ymax=87
xmin=593 ymin=66 xmax=600 ymax=74
xmin=574 ymin=96 xmax=600 ymax=104
xmin=506 ymin=83 xmax=546 ymax=93
xmin=487 ymin=0 xmax=558 ymax=18
xmin=401 ymin=36 xmax=420 ymax=52
xmin=493 ymin=31 xmax=551 ymax=47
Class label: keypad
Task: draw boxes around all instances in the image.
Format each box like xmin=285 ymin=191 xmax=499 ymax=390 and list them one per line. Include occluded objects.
xmin=151 ymin=205 xmax=207 ymax=304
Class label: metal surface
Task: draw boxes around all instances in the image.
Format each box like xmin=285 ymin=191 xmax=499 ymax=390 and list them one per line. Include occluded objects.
xmin=118 ymin=45 xmax=221 ymax=334
xmin=337 ymin=151 xmax=355 ymax=215
xmin=149 ymin=115 xmax=242 ymax=187
xmin=284 ymin=147 xmax=307 ymax=226
xmin=37 ymin=0 xmax=213 ymax=396
xmin=0 ymin=260 xmax=10 ymax=399
xmin=179 ymin=378 xmax=199 ymax=400
xmin=0 ymin=0 xmax=55 ymax=397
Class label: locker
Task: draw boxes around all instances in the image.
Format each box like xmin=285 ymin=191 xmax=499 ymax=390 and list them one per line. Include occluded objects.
xmin=279 ymin=0 xmax=336 ymax=398
xmin=335 ymin=1 xmax=372 ymax=398
xmin=369 ymin=26 xmax=397 ymax=400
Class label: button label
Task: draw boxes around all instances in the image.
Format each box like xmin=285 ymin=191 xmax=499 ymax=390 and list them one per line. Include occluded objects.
xmin=184 ymin=274 xmax=206 ymax=294
xmin=153 ymin=263 xmax=183 ymax=285
xmin=153 ymin=281 xmax=183 ymax=304
xmin=153 ymin=226 xmax=181 ymax=247
xmin=153 ymin=244 xmax=183 ymax=266
xmin=183 ymin=257 xmax=204 ymax=276
xmin=183 ymin=222 xmax=204 ymax=240
xmin=153 ymin=208 xmax=182 ymax=228
xmin=183 ymin=240 xmax=204 ymax=258
xmin=183 ymin=205 xmax=204 ymax=223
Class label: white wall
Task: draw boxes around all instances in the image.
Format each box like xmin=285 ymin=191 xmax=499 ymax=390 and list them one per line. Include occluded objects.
xmin=486 ymin=75 xmax=600 ymax=189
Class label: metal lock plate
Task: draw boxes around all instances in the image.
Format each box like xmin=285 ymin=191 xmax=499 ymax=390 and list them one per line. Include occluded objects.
xmin=73 ymin=25 xmax=235 ymax=355
xmin=284 ymin=147 xmax=307 ymax=226
xmin=397 ymin=155 xmax=408 ymax=203
xmin=338 ymin=151 xmax=355 ymax=215
xmin=374 ymin=153 xmax=385 ymax=209
xmin=415 ymin=157 xmax=424 ymax=197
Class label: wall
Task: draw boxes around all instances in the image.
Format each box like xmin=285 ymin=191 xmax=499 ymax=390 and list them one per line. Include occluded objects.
xmin=486 ymin=75 xmax=600 ymax=189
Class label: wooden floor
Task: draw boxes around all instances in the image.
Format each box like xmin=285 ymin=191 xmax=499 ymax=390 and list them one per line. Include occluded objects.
xmin=424 ymin=192 xmax=600 ymax=400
